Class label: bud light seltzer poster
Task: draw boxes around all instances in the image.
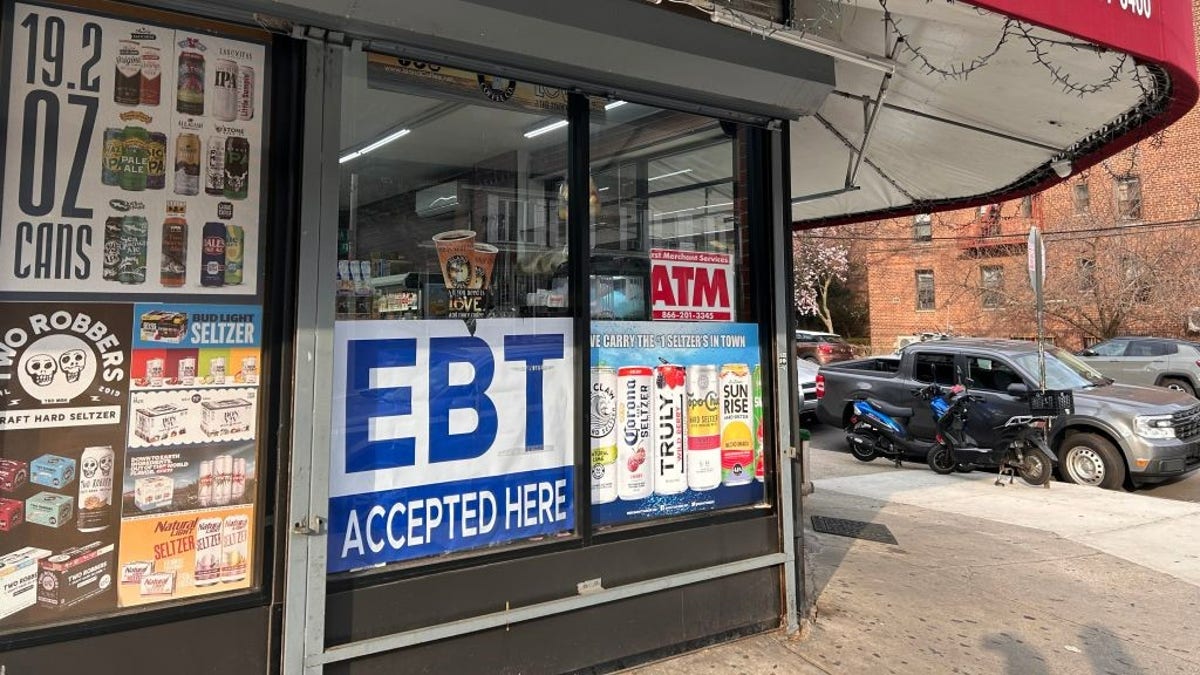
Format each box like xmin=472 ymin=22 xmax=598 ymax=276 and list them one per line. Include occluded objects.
xmin=590 ymin=321 xmax=765 ymax=527
xmin=0 ymin=3 xmax=267 ymax=296
xmin=0 ymin=302 xmax=131 ymax=631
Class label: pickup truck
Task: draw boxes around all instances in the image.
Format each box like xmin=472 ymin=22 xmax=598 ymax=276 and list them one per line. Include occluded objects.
xmin=815 ymin=338 xmax=1200 ymax=489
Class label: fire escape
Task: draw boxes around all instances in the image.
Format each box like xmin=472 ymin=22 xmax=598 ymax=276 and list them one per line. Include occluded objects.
xmin=959 ymin=198 xmax=1040 ymax=256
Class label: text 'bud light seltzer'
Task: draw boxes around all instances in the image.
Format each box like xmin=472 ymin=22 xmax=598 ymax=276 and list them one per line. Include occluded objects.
xmin=147 ymin=132 xmax=167 ymax=190
xmin=202 ymin=222 xmax=227 ymax=286
xmin=194 ymin=516 xmax=222 ymax=586
xmin=224 ymin=136 xmax=250 ymax=200
xmin=103 ymin=216 xmax=122 ymax=281
xmin=589 ymin=366 xmax=618 ymax=505
xmin=102 ymin=128 xmax=124 ymax=186
xmin=205 ymin=135 xmax=226 ymax=195
xmin=118 ymin=215 xmax=148 ymax=284
xmin=616 ymin=366 xmax=653 ymax=500
xmin=213 ymin=58 xmax=238 ymax=122
xmin=237 ymin=65 xmax=255 ymax=121
xmin=653 ymin=363 xmax=688 ymax=496
xmin=225 ymin=224 xmax=244 ymax=285
xmin=720 ymin=364 xmax=754 ymax=486
xmin=174 ymin=132 xmax=200 ymax=195
xmin=221 ymin=514 xmax=249 ymax=583
xmin=161 ymin=201 xmax=188 ymax=287
xmin=686 ymin=365 xmax=721 ymax=491
xmin=176 ymin=42 xmax=204 ymax=115
xmin=76 ymin=445 xmax=114 ymax=532
xmin=753 ymin=363 xmax=765 ymax=482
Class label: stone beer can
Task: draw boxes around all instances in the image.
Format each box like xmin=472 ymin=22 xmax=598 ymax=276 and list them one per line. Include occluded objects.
xmin=213 ymin=59 xmax=238 ymax=122
xmin=205 ymin=135 xmax=225 ymax=195
xmin=147 ymin=132 xmax=167 ymax=190
xmin=236 ymin=65 xmax=255 ymax=121
xmin=223 ymin=136 xmax=249 ymax=200
xmin=174 ymin=133 xmax=200 ymax=196
xmin=224 ymin=224 xmax=244 ymax=285
xmin=201 ymin=221 xmax=227 ymax=287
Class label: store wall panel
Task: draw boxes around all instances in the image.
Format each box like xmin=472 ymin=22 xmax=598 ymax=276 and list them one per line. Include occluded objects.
xmin=325 ymin=567 xmax=780 ymax=675
xmin=325 ymin=515 xmax=778 ymax=645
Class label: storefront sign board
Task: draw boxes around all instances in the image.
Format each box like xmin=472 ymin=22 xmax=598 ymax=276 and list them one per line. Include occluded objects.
xmin=649 ymin=249 xmax=735 ymax=322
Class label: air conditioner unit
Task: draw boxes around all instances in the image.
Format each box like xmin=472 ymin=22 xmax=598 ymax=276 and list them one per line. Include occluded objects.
xmin=415 ymin=181 xmax=459 ymax=218
xmin=1186 ymin=308 xmax=1200 ymax=333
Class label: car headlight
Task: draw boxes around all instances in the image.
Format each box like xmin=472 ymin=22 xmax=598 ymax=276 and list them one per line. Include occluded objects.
xmin=1134 ymin=414 xmax=1176 ymax=439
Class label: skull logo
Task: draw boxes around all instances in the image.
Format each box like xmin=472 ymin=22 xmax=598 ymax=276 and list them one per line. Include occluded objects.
xmin=81 ymin=456 xmax=99 ymax=478
xmin=59 ymin=349 xmax=88 ymax=383
xmin=25 ymin=354 xmax=57 ymax=386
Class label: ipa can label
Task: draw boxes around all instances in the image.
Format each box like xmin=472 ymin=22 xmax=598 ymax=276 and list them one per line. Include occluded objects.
xmin=719 ymin=364 xmax=754 ymax=486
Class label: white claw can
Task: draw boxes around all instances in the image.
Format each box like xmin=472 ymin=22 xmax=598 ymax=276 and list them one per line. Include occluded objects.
xmin=589 ymin=367 xmax=619 ymax=505
xmin=653 ymin=364 xmax=688 ymax=495
xmin=193 ymin=517 xmax=223 ymax=586
xmin=686 ymin=365 xmax=722 ymax=491
xmin=616 ymin=366 xmax=653 ymax=501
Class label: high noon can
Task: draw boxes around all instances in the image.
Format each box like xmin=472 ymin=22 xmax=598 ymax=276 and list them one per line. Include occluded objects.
xmin=213 ymin=59 xmax=238 ymax=122
xmin=76 ymin=446 xmax=114 ymax=533
xmin=193 ymin=517 xmax=222 ymax=586
xmin=589 ymin=366 xmax=619 ymax=505
xmin=753 ymin=364 xmax=765 ymax=483
xmin=201 ymin=221 xmax=227 ymax=287
xmin=720 ymin=364 xmax=754 ymax=486
xmin=224 ymin=224 xmax=244 ymax=285
xmin=102 ymin=128 xmax=124 ymax=186
xmin=653 ymin=364 xmax=688 ymax=496
xmin=686 ymin=365 xmax=721 ymax=491
xmin=616 ymin=366 xmax=653 ymax=501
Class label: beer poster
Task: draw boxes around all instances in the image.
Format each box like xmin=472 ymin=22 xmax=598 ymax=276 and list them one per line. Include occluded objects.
xmin=0 ymin=3 xmax=267 ymax=296
xmin=0 ymin=303 xmax=132 ymax=631
xmin=590 ymin=321 xmax=766 ymax=527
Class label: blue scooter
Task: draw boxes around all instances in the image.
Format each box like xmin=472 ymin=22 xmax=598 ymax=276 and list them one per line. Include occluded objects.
xmin=845 ymin=383 xmax=962 ymax=467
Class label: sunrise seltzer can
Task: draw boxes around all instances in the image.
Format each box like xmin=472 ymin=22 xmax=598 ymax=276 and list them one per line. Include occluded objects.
xmin=653 ymin=363 xmax=687 ymax=496
xmin=221 ymin=514 xmax=249 ymax=583
xmin=685 ymin=365 xmax=721 ymax=491
xmin=720 ymin=364 xmax=754 ymax=486
xmin=753 ymin=364 xmax=765 ymax=483
xmin=589 ymin=366 xmax=618 ymax=505
xmin=193 ymin=516 xmax=223 ymax=586
xmin=76 ymin=446 xmax=114 ymax=533
xmin=616 ymin=366 xmax=653 ymax=501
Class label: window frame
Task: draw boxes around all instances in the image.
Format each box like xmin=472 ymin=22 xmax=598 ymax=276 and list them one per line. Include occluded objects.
xmin=964 ymin=354 xmax=1025 ymax=392
xmin=1115 ymin=175 xmax=1143 ymax=221
xmin=915 ymin=269 xmax=935 ymax=311
xmin=1073 ymin=181 xmax=1090 ymax=215
xmin=980 ymin=265 xmax=1004 ymax=309
xmin=912 ymin=352 xmax=957 ymax=386
xmin=912 ymin=214 xmax=932 ymax=242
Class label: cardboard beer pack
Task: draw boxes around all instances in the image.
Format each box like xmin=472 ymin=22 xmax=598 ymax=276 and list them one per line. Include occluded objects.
xmin=38 ymin=542 xmax=116 ymax=610
xmin=0 ymin=547 xmax=52 ymax=620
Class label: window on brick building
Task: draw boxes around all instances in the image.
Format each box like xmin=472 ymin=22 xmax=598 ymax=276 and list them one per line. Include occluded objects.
xmin=1019 ymin=196 xmax=1033 ymax=218
xmin=915 ymin=269 xmax=935 ymax=310
xmin=913 ymin=214 xmax=932 ymax=241
xmin=1073 ymin=181 xmax=1090 ymax=215
xmin=1077 ymin=257 xmax=1095 ymax=292
xmin=981 ymin=265 xmax=1004 ymax=309
xmin=1115 ymin=175 xmax=1143 ymax=220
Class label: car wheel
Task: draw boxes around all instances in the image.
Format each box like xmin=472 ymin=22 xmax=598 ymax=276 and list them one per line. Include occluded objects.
xmin=1057 ymin=433 xmax=1126 ymax=490
xmin=1161 ymin=377 xmax=1196 ymax=397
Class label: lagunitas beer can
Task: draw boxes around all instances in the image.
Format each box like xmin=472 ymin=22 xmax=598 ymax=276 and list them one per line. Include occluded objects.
xmin=223 ymin=136 xmax=250 ymax=200
xmin=220 ymin=514 xmax=249 ymax=583
xmin=205 ymin=135 xmax=225 ymax=195
xmin=177 ymin=47 xmax=205 ymax=115
xmin=179 ymin=357 xmax=197 ymax=386
xmin=103 ymin=217 xmax=123 ymax=281
xmin=114 ymin=40 xmax=142 ymax=105
xmin=193 ymin=517 xmax=222 ymax=586
xmin=232 ymin=458 xmax=246 ymax=502
xmin=146 ymin=358 xmax=165 ymax=387
xmin=197 ymin=459 xmax=213 ymax=507
xmin=589 ymin=366 xmax=618 ymax=505
xmin=653 ymin=364 xmax=688 ymax=496
xmin=720 ymin=364 xmax=754 ymax=486
xmin=236 ymin=65 xmax=255 ymax=121
xmin=753 ymin=364 xmax=765 ymax=483
xmin=213 ymin=59 xmax=239 ymax=122
xmin=102 ymin=128 xmax=124 ymax=186
xmin=174 ymin=132 xmax=200 ymax=195
xmin=147 ymin=132 xmax=167 ymax=190
xmin=139 ymin=45 xmax=161 ymax=106
xmin=76 ymin=446 xmax=114 ymax=533
xmin=118 ymin=216 xmax=148 ymax=284
xmin=225 ymin=224 xmax=244 ymax=285
xmin=161 ymin=201 xmax=188 ymax=287
xmin=616 ymin=366 xmax=653 ymax=501
xmin=201 ymin=221 xmax=227 ymax=287
xmin=119 ymin=126 xmax=149 ymax=192
xmin=686 ymin=365 xmax=721 ymax=491
xmin=210 ymin=356 xmax=227 ymax=385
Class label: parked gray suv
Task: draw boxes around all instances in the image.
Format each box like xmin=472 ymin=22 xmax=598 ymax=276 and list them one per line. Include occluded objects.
xmin=1077 ymin=337 xmax=1200 ymax=397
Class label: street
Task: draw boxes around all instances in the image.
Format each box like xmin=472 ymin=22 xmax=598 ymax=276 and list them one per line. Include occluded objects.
xmin=802 ymin=419 xmax=1200 ymax=501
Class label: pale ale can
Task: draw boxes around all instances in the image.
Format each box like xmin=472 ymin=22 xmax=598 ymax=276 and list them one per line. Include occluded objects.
xmin=589 ymin=366 xmax=618 ymax=505
xmin=194 ymin=517 xmax=222 ymax=586
xmin=76 ymin=446 xmax=114 ymax=533
xmin=686 ymin=365 xmax=721 ymax=491
xmin=720 ymin=364 xmax=754 ymax=486
xmin=118 ymin=126 xmax=149 ymax=192
xmin=616 ymin=366 xmax=653 ymax=501
xmin=653 ymin=364 xmax=687 ymax=496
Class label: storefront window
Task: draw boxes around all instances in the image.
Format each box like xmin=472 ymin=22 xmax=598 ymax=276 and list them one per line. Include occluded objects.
xmin=586 ymin=102 xmax=767 ymax=528
xmin=326 ymin=53 xmax=577 ymax=574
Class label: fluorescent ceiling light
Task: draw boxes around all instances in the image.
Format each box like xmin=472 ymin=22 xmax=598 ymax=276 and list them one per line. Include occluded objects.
xmin=656 ymin=201 xmax=733 ymax=217
xmin=339 ymin=128 xmax=410 ymax=163
xmin=604 ymin=100 xmax=627 ymax=111
xmin=648 ymin=168 xmax=693 ymax=182
xmin=524 ymin=119 xmax=568 ymax=138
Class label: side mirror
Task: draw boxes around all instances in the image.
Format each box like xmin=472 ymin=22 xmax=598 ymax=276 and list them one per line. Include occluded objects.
xmin=1006 ymin=382 xmax=1030 ymax=397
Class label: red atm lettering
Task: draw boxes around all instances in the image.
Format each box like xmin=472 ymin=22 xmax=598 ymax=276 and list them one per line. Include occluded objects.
xmin=651 ymin=265 xmax=729 ymax=308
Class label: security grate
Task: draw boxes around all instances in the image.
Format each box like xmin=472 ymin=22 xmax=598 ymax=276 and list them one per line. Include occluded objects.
xmin=810 ymin=516 xmax=898 ymax=545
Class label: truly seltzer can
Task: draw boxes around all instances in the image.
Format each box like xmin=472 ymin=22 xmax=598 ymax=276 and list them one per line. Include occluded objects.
xmin=616 ymin=366 xmax=653 ymax=501
xmin=653 ymin=364 xmax=687 ymax=496
xmin=686 ymin=365 xmax=721 ymax=491
xmin=720 ymin=364 xmax=754 ymax=486
xmin=589 ymin=367 xmax=618 ymax=505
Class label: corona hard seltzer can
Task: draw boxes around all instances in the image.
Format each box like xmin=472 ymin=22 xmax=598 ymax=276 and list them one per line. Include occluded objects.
xmin=653 ymin=364 xmax=687 ymax=496
xmin=720 ymin=364 xmax=754 ymax=486
xmin=686 ymin=365 xmax=722 ymax=491
xmin=589 ymin=367 xmax=619 ymax=505
xmin=616 ymin=366 xmax=653 ymax=500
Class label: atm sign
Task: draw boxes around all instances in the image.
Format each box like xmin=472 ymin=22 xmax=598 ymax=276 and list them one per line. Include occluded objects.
xmin=649 ymin=249 xmax=734 ymax=322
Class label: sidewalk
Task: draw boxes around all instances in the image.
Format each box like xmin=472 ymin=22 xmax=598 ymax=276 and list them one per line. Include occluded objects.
xmin=623 ymin=472 xmax=1200 ymax=674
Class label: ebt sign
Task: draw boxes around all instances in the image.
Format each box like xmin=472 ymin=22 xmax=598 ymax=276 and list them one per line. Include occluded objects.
xmin=327 ymin=318 xmax=575 ymax=572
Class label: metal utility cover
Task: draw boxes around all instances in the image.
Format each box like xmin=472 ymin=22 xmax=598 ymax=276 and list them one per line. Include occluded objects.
xmin=811 ymin=515 xmax=899 ymax=545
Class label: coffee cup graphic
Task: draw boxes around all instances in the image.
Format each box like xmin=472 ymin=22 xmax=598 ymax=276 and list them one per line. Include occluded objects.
xmin=470 ymin=243 xmax=499 ymax=290
xmin=433 ymin=230 xmax=477 ymax=288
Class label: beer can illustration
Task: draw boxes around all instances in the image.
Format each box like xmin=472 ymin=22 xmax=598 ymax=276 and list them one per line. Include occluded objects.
xmin=147 ymin=132 xmax=167 ymax=190
xmin=686 ymin=365 xmax=722 ymax=491
xmin=146 ymin=358 xmax=165 ymax=387
xmin=753 ymin=364 xmax=765 ymax=483
xmin=237 ymin=65 xmax=255 ymax=121
xmin=101 ymin=128 xmax=124 ymax=186
xmin=205 ymin=135 xmax=225 ymax=195
xmin=223 ymin=136 xmax=250 ymax=200
xmin=177 ymin=48 xmax=205 ymax=115
xmin=193 ymin=517 xmax=222 ymax=586
xmin=720 ymin=364 xmax=754 ymax=486
xmin=240 ymin=355 xmax=258 ymax=384
xmin=653 ymin=364 xmax=688 ymax=496
xmin=225 ymin=224 xmax=244 ymax=285
xmin=214 ymin=454 xmax=232 ymax=506
xmin=179 ymin=357 xmax=197 ymax=386
xmin=174 ymin=132 xmax=201 ymax=196
xmin=589 ymin=366 xmax=618 ymax=505
xmin=197 ymin=459 xmax=213 ymax=507
xmin=118 ymin=216 xmax=148 ymax=284
xmin=140 ymin=45 xmax=161 ymax=106
xmin=114 ymin=40 xmax=142 ymax=105
xmin=616 ymin=366 xmax=653 ymax=501
xmin=220 ymin=514 xmax=249 ymax=583
xmin=76 ymin=446 xmax=114 ymax=533
xmin=103 ymin=216 xmax=123 ymax=281
xmin=201 ymin=221 xmax=227 ymax=287
xmin=119 ymin=126 xmax=149 ymax=192
xmin=232 ymin=457 xmax=246 ymax=501
xmin=161 ymin=202 xmax=188 ymax=287
xmin=213 ymin=58 xmax=238 ymax=122
xmin=210 ymin=357 xmax=227 ymax=386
